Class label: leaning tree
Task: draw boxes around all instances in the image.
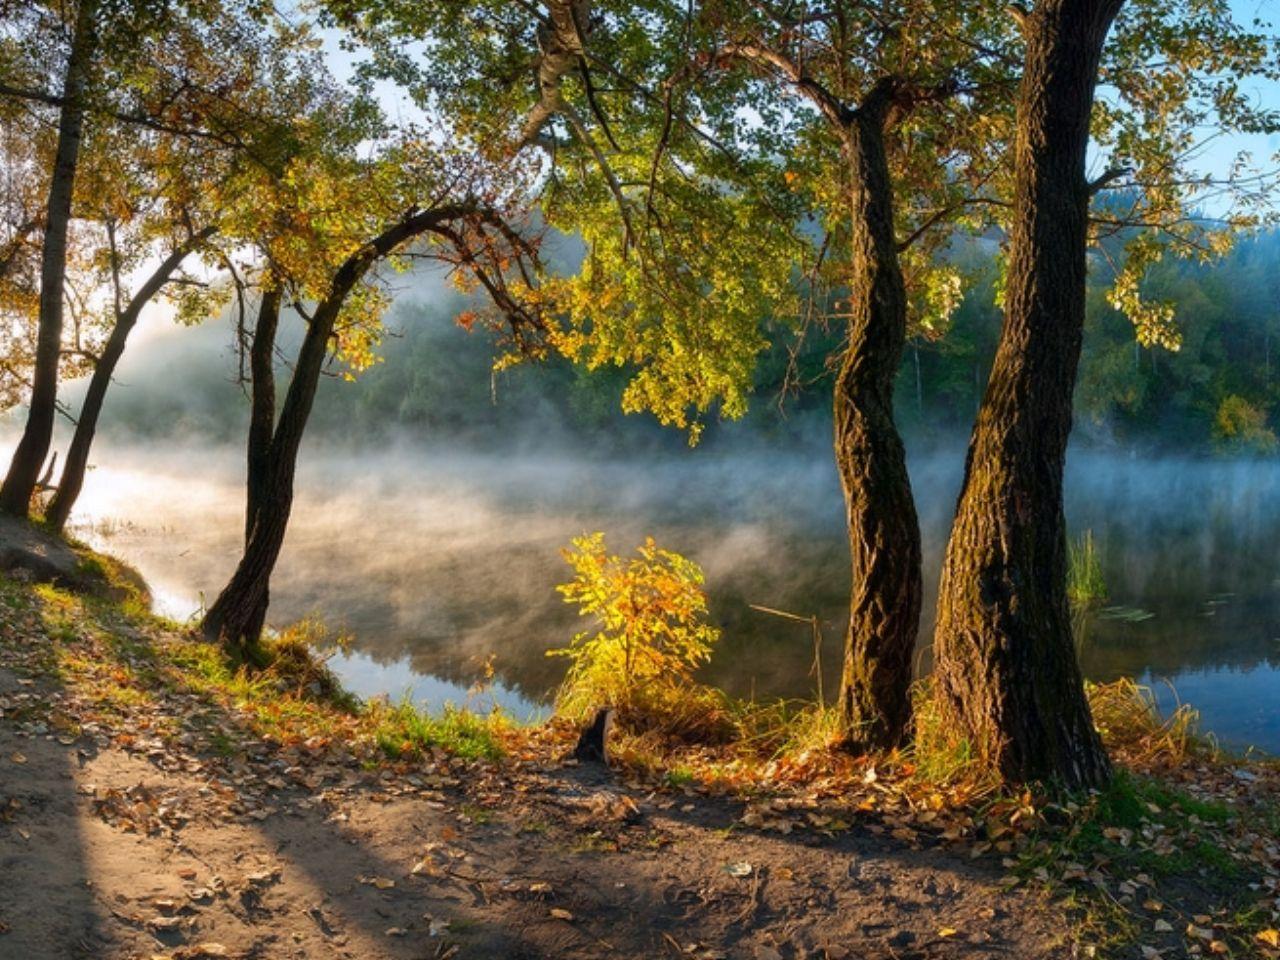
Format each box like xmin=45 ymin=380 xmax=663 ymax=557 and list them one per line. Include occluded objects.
xmin=200 ymin=121 xmax=546 ymax=657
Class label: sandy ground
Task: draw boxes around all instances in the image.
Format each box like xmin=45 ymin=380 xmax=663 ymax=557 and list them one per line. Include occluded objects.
xmin=0 ymin=662 xmax=1078 ymax=960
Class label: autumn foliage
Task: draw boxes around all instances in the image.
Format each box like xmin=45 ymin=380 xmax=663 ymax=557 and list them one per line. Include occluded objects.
xmin=550 ymin=533 xmax=727 ymax=741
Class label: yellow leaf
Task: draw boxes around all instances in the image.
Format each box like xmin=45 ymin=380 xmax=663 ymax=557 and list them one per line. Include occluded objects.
xmin=938 ymin=927 xmax=959 ymax=938
xmin=1258 ymin=930 xmax=1280 ymax=949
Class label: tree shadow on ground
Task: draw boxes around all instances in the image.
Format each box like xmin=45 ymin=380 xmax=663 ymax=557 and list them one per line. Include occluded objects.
xmin=3 ymin=595 xmax=1075 ymax=960
xmin=0 ymin=662 xmax=118 ymax=959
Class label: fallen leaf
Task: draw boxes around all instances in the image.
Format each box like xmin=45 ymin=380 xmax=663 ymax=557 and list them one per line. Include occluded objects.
xmin=1154 ymin=920 xmax=1173 ymax=933
xmin=360 ymin=876 xmax=395 ymax=890
xmin=938 ymin=927 xmax=959 ymax=938
xmin=1258 ymin=930 xmax=1280 ymax=949
xmin=549 ymin=908 xmax=574 ymax=921
xmin=725 ymin=862 xmax=752 ymax=878
xmin=9 ymin=753 xmax=25 ymax=765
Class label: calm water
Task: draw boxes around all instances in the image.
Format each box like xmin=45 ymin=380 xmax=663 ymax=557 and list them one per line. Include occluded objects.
xmin=61 ymin=441 xmax=1280 ymax=754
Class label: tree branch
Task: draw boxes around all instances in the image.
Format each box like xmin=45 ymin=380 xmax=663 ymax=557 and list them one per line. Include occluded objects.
xmin=716 ymin=42 xmax=852 ymax=128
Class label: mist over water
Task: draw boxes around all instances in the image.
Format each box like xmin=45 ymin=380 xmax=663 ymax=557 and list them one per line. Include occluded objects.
xmin=38 ymin=433 xmax=1280 ymax=753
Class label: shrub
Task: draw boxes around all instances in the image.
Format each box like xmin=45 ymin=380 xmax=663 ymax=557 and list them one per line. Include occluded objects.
xmin=549 ymin=532 xmax=728 ymax=741
xmin=1213 ymin=394 xmax=1278 ymax=455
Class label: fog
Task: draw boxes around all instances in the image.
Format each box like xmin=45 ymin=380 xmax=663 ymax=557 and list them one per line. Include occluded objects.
xmin=5 ymin=268 xmax=1280 ymax=750
xmin=30 ymin=430 xmax=1280 ymax=753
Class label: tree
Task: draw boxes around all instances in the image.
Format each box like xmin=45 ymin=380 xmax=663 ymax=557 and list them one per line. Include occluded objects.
xmin=327 ymin=0 xmax=1012 ymax=749
xmin=42 ymin=230 xmax=214 ymax=531
xmin=40 ymin=9 xmax=351 ymax=531
xmin=200 ymin=123 xmax=545 ymax=655
xmin=0 ymin=0 xmax=97 ymax=515
xmin=0 ymin=0 xmax=331 ymax=519
xmin=696 ymin=0 xmax=1013 ymax=750
xmin=932 ymin=0 xmax=1280 ymax=787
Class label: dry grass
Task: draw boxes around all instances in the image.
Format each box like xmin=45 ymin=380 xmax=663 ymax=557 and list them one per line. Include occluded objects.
xmin=1087 ymin=677 xmax=1205 ymax=765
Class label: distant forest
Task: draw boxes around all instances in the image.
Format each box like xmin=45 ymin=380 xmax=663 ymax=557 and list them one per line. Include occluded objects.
xmin=93 ymin=229 xmax=1280 ymax=457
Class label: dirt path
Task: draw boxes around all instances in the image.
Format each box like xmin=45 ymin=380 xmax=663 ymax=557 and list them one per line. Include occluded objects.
xmin=0 ymin=662 xmax=1076 ymax=960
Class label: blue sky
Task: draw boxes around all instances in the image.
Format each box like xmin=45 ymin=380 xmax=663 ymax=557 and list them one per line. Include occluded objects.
xmin=1192 ymin=1 xmax=1280 ymax=191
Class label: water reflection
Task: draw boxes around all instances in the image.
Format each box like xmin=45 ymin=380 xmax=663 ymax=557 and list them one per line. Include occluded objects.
xmin=63 ymin=442 xmax=1280 ymax=753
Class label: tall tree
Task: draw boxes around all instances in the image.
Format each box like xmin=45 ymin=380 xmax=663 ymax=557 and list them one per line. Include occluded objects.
xmin=933 ymin=0 xmax=1280 ymax=787
xmin=699 ymin=0 xmax=1012 ymax=749
xmin=0 ymin=0 xmax=96 ymax=515
xmin=200 ymin=112 xmax=545 ymax=655
xmin=327 ymin=0 xmax=1011 ymax=749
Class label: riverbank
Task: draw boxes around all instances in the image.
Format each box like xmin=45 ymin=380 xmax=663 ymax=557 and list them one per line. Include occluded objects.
xmin=0 ymin=532 xmax=1278 ymax=958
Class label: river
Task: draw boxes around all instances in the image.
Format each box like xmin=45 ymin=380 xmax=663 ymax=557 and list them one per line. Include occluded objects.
xmin=60 ymin=440 xmax=1280 ymax=754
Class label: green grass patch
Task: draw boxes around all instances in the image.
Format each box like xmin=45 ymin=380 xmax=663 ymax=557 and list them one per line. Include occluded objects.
xmin=368 ymin=698 xmax=506 ymax=761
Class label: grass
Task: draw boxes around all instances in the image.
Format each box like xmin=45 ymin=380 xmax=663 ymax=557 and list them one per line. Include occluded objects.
xmin=1068 ymin=529 xmax=1107 ymax=607
xmin=0 ymin=569 xmax=509 ymax=770
xmin=1088 ymin=677 xmax=1204 ymax=765
xmin=367 ymin=698 xmax=506 ymax=761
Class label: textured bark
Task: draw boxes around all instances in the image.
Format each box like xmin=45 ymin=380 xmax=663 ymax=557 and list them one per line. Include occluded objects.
xmin=834 ymin=81 xmax=922 ymax=751
xmin=202 ymin=205 xmax=476 ymax=654
xmin=932 ymin=0 xmax=1124 ymax=789
xmin=0 ymin=0 xmax=96 ymax=516
xmin=245 ymin=288 xmax=281 ymax=542
xmin=240 ymin=287 xmax=281 ymax=643
xmin=46 ymin=231 xmax=212 ymax=532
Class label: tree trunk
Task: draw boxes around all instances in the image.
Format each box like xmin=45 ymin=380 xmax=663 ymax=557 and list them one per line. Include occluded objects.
xmin=0 ymin=0 xmax=96 ymax=517
xmin=200 ymin=202 xmax=478 ymax=656
xmin=834 ymin=83 xmax=923 ymax=752
xmin=241 ymin=286 xmax=282 ymax=641
xmin=46 ymin=232 xmax=211 ymax=532
xmin=245 ymin=287 xmax=281 ymax=541
xmin=931 ymin=0 xmax=1123 ymax=789
xmin=201 ymin=294 xmax=335 ymax=655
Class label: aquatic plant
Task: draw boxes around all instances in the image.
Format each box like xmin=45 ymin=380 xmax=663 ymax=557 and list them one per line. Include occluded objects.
xmin=1068 ymin=529 xmax=1107 ymax=607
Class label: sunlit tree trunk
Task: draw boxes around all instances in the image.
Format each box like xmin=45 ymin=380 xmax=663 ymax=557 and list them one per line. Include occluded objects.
xmin=0 ymin=0 xmax=96 ymax=517
xmin=835 ymin=81 xmax=922 ymax=751
xmin=46 ymin=231 xmax=212 ymax=532
xmin=932 ymin=0 xmax=1123 ymax=789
